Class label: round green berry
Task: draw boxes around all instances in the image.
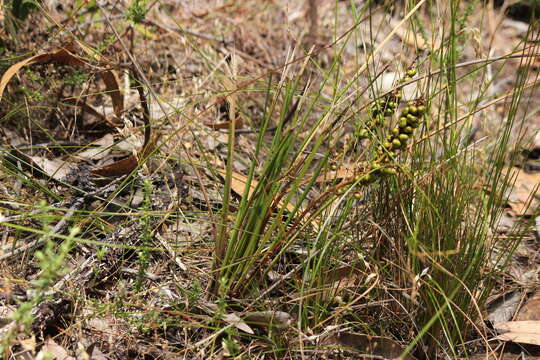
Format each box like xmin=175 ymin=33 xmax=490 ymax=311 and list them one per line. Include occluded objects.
xmin=403 ymin=126 xmax=414 ymax=134
xmin=357 ymin=129 xmax=369 ymax=138
xmin=391 ymin=128 xmax=400 ymax=136
xmin=383 ymin=141 xmax=392 ymax=149
xmin=403 ymin=76 xmax=413 ymax=82
xmin=407 ymin=114 xmax=417 ymax=123
xmin=360 ymin=174 xmax=372 ymax=183
xmin=402 ymin=107 xmax=409 ymax=116
xmin=382 ymin=167 xmax=398 ymax=176
xmin=392 ymin=138 xmax=402 ymax=148
xmin=417 ymin=105 xmax=426 ymax=115
xmin=399 ymin=117 xmax=408 ymax=128
xmin=406 ymin=68 xmax=417 ymax=77
xmin=399 ymin=133 xmax=409 ymax=142
xmin=409 ymin=106 xmax=418 ymax=115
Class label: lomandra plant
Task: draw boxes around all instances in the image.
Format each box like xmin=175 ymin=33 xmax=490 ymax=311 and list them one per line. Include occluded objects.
xmin=162 ymin=4 xmax=528 ymax=354
xmin=209 ymin=1 xmax=530 ymax=358
xmin=367 ymin=3 xmax=534 ymax=360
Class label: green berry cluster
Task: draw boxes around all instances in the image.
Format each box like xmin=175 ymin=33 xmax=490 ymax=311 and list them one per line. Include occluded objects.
xmin=376 ymin=99 xmax=426 ymax=162
xmin=353 ymin=69 xmax=425 ymax=190
xmin=355 ymin=162 xmax=398 ymax=185
xmin=355 ymin=90 xmax=402 ymax=139
xmin=355 ymin=68 xmax=417 ymax=140
xmin=334 ymin=67 xmax=425 ymax=198
xmin=402 ymin=68 xmax=417 ymax=83
xmin=349 ymin=162 xmax=399 ymax=199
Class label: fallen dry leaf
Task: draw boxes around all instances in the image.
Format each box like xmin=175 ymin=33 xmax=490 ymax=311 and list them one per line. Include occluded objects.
xmin=100 ymin=69 xmax=124 ymax=120
xmin=506 ymin=167 xmax=540 ymax=215
xmin=30 ymin=156 xmax=77 ymax=182
xmin=75 ymin=134 xmax=115 ymax=161
xmin=91 ymin=155 xmax=139 ymax=178
xmin=0 ymin=48 xmax=157 ymax=180
xmin=37 ymin=338 xmax=75 ymax=360
xmin=0 ymin=47 xmax=137 ymax=184
xmin=222 ymin=312 xmax=254 ymax=334
xmin=7 ymin=147 xmax=77 ymax=182
xmin=494 ymin=320 xmax=540 ymax=346
xmin=91 ymin=135 xmax=157 ymax=178
xmin=0 ymin=49 xmax=87 ymax=101
xmin=516 ymin=290 xmax=540 ymax=321
xmin=0 ymin=48 xmax=123 ymax=121
xmin=203 ymin=117 xmax=244 ymax=130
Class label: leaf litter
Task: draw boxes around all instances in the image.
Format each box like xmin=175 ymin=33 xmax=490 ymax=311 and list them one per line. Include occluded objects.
xmin=1 ymin=1 xmax=540 ymax=359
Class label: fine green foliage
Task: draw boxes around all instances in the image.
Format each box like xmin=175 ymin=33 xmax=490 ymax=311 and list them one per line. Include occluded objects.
xmin=0 ymin=203 xmax=79 ymax=356
xmin=126 ymin=0 xmax=148 ymax=24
